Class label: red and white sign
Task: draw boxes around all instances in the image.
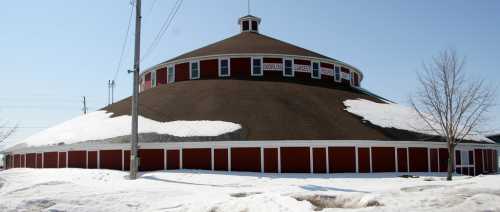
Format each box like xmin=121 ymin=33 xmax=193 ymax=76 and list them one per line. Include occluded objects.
xmin=263 ymin=63 xmax=282 ymax=71
xmin=321 ymin=67 xmax=334 ymax=76
xmin=294 ymin=64 xmax=310 ymax=73
xmin=341 ymin=72 xmax=351 ymax=80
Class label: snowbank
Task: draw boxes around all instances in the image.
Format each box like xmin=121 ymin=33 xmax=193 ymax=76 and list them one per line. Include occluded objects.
xmin=343 ymin=99 xmax=491 ymax=142
xmin=0 ymin=169 xmax=499 ymax=212
xmin=3 ymin=111 xmax=241 ymax=150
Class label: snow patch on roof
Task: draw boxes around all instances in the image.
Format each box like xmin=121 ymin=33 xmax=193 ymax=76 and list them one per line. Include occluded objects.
xmin=343 ymin=99 xmax=492 ymax=143
xmin=3 ymin=110 xmax=241 ymax=150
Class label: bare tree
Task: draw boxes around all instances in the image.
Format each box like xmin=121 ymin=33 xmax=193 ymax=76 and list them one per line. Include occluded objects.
xmin=0 ymin=120 xmax=17 ymax=144
xmin=410 ymin=49 xmax=496 ymax=181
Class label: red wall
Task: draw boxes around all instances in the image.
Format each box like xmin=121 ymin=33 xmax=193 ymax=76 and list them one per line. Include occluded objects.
xmin=175 ymin=63 xmax=189 ymax=82
xmin=214 ymin=149 xmax=228 ymax=171
xmin=123 ymin=150 xmax=130 ymax=171
xmin=438 ymin=148 xmax=448 ymax=172
xmin=167 ymin=150 xmax=180 ymax=170
xmin=313 ymin=147 xmax=327 ymax=173
xmin=231 ymin=147 xmax=260 ymax=172
xmin=144 ymin=72 xmax=152 ymax=89
xmin=68 ymin=151 xmax=87 ymax=168
xmin=156 ymin=68 xmax=168 ymax=85
xmin=13 ymin=154 xmax=20 ymax=168
xmin=371 ymin=147 xmax=395 ymax=172
xmin=397 ymin=148 xmax=408 ymax=172
xmin=99 ymin=150 xmax=122 ymax=170
xmin=358 ymin=148 xmax=370 ymax=173
xmin=280 ymin=147 xmax=310 ymax=173
xmin=59 ymin=152 xmax=67 ymax=168
xmin=26 ymin=153 xmax=36 ymax=168
xmin=409 ymin=148 xmax=428 ymax=172
xmin=264 ymin=148 xmax=278 ymax=173
xmin=182 ymin=148 xmax=211 ymax=170
xmin=36 ymin=153 xmax=42 ymax=168
xmin=200 ymin=59 xmax=218 ymax=79
xmin=43 ymin=152 xmax=58 ymax=168
xmin=87 ymin=151 xmax=98 ymax=169
xmin=139 ymin=149 xmax=164 ymax=171
xmin=429 ymin=149 xmax=438 ymax=172
xmin=474 ymin=149 xmax=484 ymax=174
xmin=230 ymin=58 xmax=251 ymax=79
xmin=329 ymin=147 xmax=356 ymax=173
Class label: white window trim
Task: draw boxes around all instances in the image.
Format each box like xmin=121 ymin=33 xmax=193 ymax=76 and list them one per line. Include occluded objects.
xmin=151 ymin=70 xmax=157 ymax=87
xmin=311 ymin=61 xmax=321 ymax=79
xmin=251 ymin=57 xmax=263 ymax=76
xmin=283 ymin=58 xmax=294 ymax=77
xmin=218 ymin=58 xmax=231 ymax=77
xmin=334 ymin=65 xmax=341 ymax=82
xmin=189 ymin=61 xmax=200 ymax=80
xmin=167 ymin=65 xmax=175 ymax=83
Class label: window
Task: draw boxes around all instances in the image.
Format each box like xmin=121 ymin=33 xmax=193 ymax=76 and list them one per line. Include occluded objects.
xmin=151 ymin=70 xmax=157 ymax=87
xmin=283 ymin=59 xmax=293 ymax=77
xmin=167 ymin=65 xmax=175 ymax=83
xmin=219 ymin=58 xmax=230 ymax=77
xmin=190 ymin=61 xmax=199 ymax=79
xmin=334 ymin=66 xmax=341 ymax=82
xmin=251 ymin=58 xmax=263 ymax=76
xmin=311 ymin=62 xmax=320 ymax=79
xmin=242 ymin=20 xmax=250 ymax=31
xmin=251 ymin=21 xmax=258 ymax=31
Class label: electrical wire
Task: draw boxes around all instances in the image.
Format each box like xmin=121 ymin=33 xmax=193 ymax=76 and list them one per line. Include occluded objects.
xmin=112 ymin=2 xmax=135 ymax=82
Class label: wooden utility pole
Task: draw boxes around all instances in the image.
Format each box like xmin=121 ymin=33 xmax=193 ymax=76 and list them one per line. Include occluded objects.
xmin=130 ymin=0 xmax=141 ymax=180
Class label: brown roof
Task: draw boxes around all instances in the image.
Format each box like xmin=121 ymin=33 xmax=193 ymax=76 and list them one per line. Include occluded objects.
xmin=104 ymin=79 xmax=425 ymax=141
xmin=163 ymin=32 xmax=336 ymax=63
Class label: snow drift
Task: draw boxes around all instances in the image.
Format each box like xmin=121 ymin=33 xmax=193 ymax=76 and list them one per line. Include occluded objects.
xmin=343 ymin=99 xmax=492 ymax=142
xmin=2 ymin=110 xmax=241 ymax=150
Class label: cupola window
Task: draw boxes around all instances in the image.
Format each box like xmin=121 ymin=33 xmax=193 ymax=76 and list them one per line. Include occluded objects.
xmin=239 ymin=15 xmax=261 ymax=33
xmin=242 ymin=21 xmax=250 ymax=31
xmin=251 ymin=21 xmax=258 ymax=31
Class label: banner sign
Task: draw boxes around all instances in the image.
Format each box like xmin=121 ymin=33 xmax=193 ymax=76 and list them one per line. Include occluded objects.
xmin=321 ymin=67 xmax=334 ymax=76
xmin=294 ymin=64 xmax=311 ymax=73
xmin=263 ymin=63 xmax=283 ymax=71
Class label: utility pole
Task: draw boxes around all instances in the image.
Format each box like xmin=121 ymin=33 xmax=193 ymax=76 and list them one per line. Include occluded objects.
xmin=111 ymin=80 xmax=115 ymax=104
xmin=130 ymin=0 xmax=141 ymax=180
xmin=82 ymin=96 xmax=87 ymax=115
xmin=108 ymin=80 xmax=111 ymax=106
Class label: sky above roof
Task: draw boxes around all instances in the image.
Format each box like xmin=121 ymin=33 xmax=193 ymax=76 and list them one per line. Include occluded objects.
xmin=1 ymin=0 xmax=499 ymax=148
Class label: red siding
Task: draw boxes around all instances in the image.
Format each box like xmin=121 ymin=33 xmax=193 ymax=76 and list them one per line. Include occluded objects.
xmin=329 ymin=147 xmax=356 ymax=173
xmin=263 ymin=57 xmax=282 ymax=64
xmin=231 ymin=147 xmax=260 ymax=172
xmin=43 ymin=152 xmax=58 ymax=168
xmin=214 ymin=149 xmax=228 ymax=171
xmin=230 ymin=58 xmax=251 ymax=79
xmin=486 ymin=149 xmax=492 ymax=172
xmin=430 ymin=149 xmax=438 ymax=172
xmin=409 ymin=148 xmax=428 ymax=172
xmin=58 ymin=152 xmax=67 ymax=168
xmin=320 ymin=63 xmax=334 ymax=69
xmin=474 ymin=149 xmax=484 ymax=174
xmin=264 ymin=148 xmax=278 ymax=173
xmin=200 ymin=59 xmax=218 ymax=79
xmin=87 ymin=151 xmax=98 ymax=169
xmin=68 ymin=151 xmax=86 ymax=168
xmin=358 ymin=148 xmax=370 ymax=173
xmin=371 ymin=147 xmax=395 ymax=172
xmin=167 ymin=150 xmax=180 ymax=170
xmin=123 ymin=150 xmax=130 ymax=171
xmin=139 ymin=149 xmax=164 ymax=171
xmin=99 ymin=150 xmax=122 ymax=170
xmin=175 ymin=63 xmax=189 ymax=82
xmin=313 ymin=148 xmax=327 ymax=173
xmin=144 ymin=72 xmax=152 ymax=90
xmin=280 ymin=147 xmax=310 ymax=173
xmin=26 ymin=153 xmax=36 ymax=168
xmin=397 ymin=148 xmax=408 ymax=172
xmin=156 ymin=68 xmax=168 ymax=85
xmin=438 ymin=148 xmax=448 ymax=172
xmin=36 ymin=153 xmax=43 ymax=168
xmin=182 ymin=148 xmax=211 ymax=170
xmin=13 ymin=154 xmax=20 ymax=168
xmin=294 ymin=59 xmax=311 ymax=65
xmin=21 ymin=155 xmax=25 ymax=167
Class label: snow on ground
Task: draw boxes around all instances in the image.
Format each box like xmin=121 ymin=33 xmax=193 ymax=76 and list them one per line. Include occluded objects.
xmin=343 ymin=99 xmax=492 ymax=142
xmin=0 ymin=169 xmax=499 ymax=212
xmin=2 ymin=111 xmax=241 ymax=150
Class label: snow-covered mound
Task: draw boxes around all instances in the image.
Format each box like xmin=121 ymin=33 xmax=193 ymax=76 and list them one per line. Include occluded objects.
xmin=4 ymin=110 xmax=241 ymax=150
xmin=343 ymin=99 xmax=491 ymax=142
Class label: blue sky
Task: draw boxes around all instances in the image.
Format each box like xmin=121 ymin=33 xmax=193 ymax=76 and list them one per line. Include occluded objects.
xmin=1 ymin=0 xmax=499 ymax=148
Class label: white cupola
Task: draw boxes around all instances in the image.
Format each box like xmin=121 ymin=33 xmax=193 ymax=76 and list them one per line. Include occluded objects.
xmin=238 ymin=15 xmax=261 ymax=33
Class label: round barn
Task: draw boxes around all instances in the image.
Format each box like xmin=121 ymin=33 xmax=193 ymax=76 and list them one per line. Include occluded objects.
xmin=2 ymin=15 xmax=498 ymax=175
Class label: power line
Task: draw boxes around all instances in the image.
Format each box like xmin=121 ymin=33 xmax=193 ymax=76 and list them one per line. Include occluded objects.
xmin=112 ymin=2 xmax=135 ymax=82
xmin=141 ymin=0 xmax=183 ymax=62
